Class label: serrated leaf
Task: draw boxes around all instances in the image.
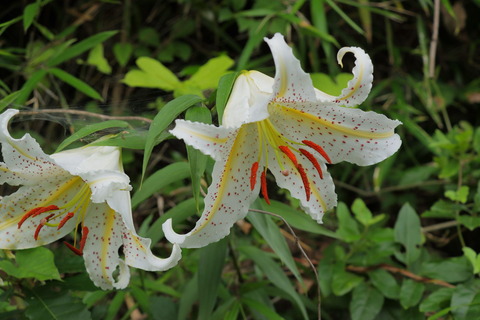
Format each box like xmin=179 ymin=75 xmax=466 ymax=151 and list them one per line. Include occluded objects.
xmin=49 ymin=68 xmax=103 ymax=101
xmin=332 ymin=268 xmax=364 ymax=296
xmin=141 ymin=95 xmax=203 ymax=183
xmin=350 ymin=283 xmax=383 ymax=320
xmin=336 ymin=202 xmax=361 ymax=242
xmin=457 ymin=215 xmax=480 ymax=231
xmin=368 ymin=268 xmax=400 ymax=299
xmin=26 ymin=290 xmax=91 ymax=320
xmin=463 ymin=247 xmax=480 ymax=274
xmin=399 ymin=279 xmax=425 ymax=309
xmin=0 ymin=247 xmax=60 ymax=281
xmin=419 ymin=287 xmax=454 ymax=313
xmin=394 ymin=203 xmax=422 ymax=266
xmin=55 ymin=120 xmax=130 ymax=152
xmin=351 ymin=198 xmax=373 ymax=226
xmin=445 ymin=186 xmax=469 ymax=204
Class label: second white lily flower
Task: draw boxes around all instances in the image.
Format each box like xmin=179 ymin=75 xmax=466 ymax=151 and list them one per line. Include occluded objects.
xmin=164 ymin=33 xmax=402 ymax=248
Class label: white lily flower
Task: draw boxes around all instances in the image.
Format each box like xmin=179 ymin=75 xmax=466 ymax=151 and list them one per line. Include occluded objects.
xmin=0 ymin=109 xmax=181 ymax=290
xmin=163 ymin=33 xmax=402 ymax=248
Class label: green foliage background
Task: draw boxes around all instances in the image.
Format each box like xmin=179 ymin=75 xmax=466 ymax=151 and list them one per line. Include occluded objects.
xmin=1 ymin=0 xmax=480 ymax=319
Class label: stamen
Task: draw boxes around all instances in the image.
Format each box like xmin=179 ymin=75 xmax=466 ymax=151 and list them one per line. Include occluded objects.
xmin=302 ymin=140 xmax=332 ymax=164
xmin=279 ymin=145 xmax=298 ymax=167
xmin=18 ymin=205 xmax=59 ymax=229
xmin=64 ymin=226 xmax=89 ymax=256
xmin=57 ymin=212 xmax=75 ymax=230
xmin=299 ymin=148 xmax=323 ymax=179
xmin=64 ymin=242 xmax=82 ymax=256
xmin=296 ymin=164 xmax=311 ymax=201
xmin=261 ymin=170 xmax=270 ymax=205
xmin=250 ymin=162 xmax=259 ymax=191
xmin=33 ymin=213 xmax=55 ymax=240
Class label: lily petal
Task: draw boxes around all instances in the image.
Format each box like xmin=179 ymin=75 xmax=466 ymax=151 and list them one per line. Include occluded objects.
xmin=267 ymin=145 xmax=337 ymax=222
xmin=223 ymin=71 xmax=274 ymax=127
xmin=0 ymin=176 xmax=84 ymax=248
xmin=270 ymin=102 xmax=402 ymax=166
xmin=163 ymin=124 xmax=260 ymax=248
xmin=123 ymin=231 xmax=181 ymax=271
xmin=76 ymin=169 xmax=132 ymax=204
xmin=170 ymin=120 xmax=237 ymax=161
xmin=83 ymin=203 xmax=130 ymax=290
xmin=0 ymin=109 xmax=62 ymax=181
xmin=265 ymin=33 xmax=316 ymax=103
xmin=52 ymin=146 xmax=125 ymax=173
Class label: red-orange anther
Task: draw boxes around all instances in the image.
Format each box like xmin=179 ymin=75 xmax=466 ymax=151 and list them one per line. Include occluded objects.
xmin=33 ymin=213 xmax=55 ymax=240
xmin=261 ymin=170 xmax=270 ymax=205
xmin=296 ymin=164 xmax=311 ymax=201
xmin=64 ymin=226 xmax=89 ymax=256
xmin=302 ymin=140 xmax=332 ymax=164
xmin=299 ymin=148 xmax=323 ymax=179
xmin=57 ymin=212 xmax=75 ymax=230
xmin=279 ymin=146 xmax=298 ymax=167
xmin=18 ymin=205 xmax=59 ymax=229
xmin=250 ymin=162 xmax=259 ymax=191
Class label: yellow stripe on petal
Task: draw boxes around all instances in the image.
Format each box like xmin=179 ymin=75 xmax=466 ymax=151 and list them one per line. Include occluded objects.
xmin=279 ymin=105 xmax=394 ymax=139
xmin=101 ymin=208 xmax=116 ymax=281
xmin=191 ymin=126 xmax=249 ymax=235
xmin=7 ymin=141 xmax=37 ymax=162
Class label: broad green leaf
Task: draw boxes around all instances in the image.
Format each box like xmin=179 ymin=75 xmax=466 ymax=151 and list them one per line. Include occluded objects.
xmin=178 ymin=274 xmax=198 ymax=320
xmin=87 ymin=44 xmax=111 ymax=74
xmin=55 ymin=120 xmax=130 ymax=152
xmin=419 ymin=287 xmax=454 ymax=313
xmin=185 ymin=106 xmax=212 ymax=211
xmin=15 ymin=69 xmax=47 ymax=105
xmin=113 ymin=42 xmax=133 ymax=67
xmin=463 ymin=247 xmax=480 ymax=274
xmin=399 ymin=279 xmax=425 ymax=309
xmin=422 ymin=199 xmax=460 ymax=219
xmin=47 ymin=30 xmax=117 ymax=67
xmin=105 ymin=292 xmax=125 ymax=320
xmin=331 ymin=268 xmax=364 ymax=296
xmin=260 ymin=200 xmax=338 ymax=238
xmin=132 ymin=162 xmax=191 ymax=208
xmin=90 ymin=129 xmax=150 ymax=150
xmin=23 ymin=2 xmax=39 ymax=31
xmin=25 ymin=289 xmax=91 ymax=320
xmin=188 ymin=55 xmax=234 ymax=90
xmin=351 ymin=198 xmax=373 ymax=226
xmin=420 ymin=256 xmax=473 ymax=283
xmin=198 ymin=238 xmax=228 ymax=320
xmin=216 ymin=72 xmax=239 ymax=125
xmin=0 ymin=247 xmax=60 ymax=281
xmin=368 ymin=268 xmax=400 ymax=299
xmin=311 ymin=73 xmax=352 ymax=96
xmin=239 ymin=245 xmax=308 ymax=320
xmin=457 ymin=215 xmax=480 ymax=231
xmin=49 ymin=68 xmax=103 ymax=101
xmin=350 ymin=283 xmax=383 ymax=320
xmin=445 ymin=186 xmax=469 ymax=204
xmin=123 ymin=57 xmax=180 ymax=90
xmin=149 ymin=296 xmax=178 ymax=320
xmin=394 ymin=203 xmax=422 ymax=266
xmin=247 ymin=208 xmax=302 ymax=283
xmin=141 ymin=95 xmax=203 ymax=182
xmin=451 ymin=280 xmax=480 ymax=319
xmin=336 ymin=202 xmax=361 ymax=242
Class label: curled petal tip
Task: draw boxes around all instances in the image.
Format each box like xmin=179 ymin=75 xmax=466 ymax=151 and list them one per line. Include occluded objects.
xmin=162 ymin=218 xmax=187 ymax=245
